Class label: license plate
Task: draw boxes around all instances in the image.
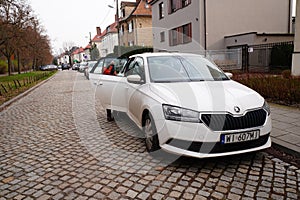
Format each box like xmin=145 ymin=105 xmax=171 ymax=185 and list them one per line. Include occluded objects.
xmin=221 ymin=130 xmax=260 ymax=144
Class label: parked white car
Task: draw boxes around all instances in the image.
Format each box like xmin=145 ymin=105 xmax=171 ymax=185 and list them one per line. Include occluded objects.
xmin=95 ymin=53 xmax=271 ymax=158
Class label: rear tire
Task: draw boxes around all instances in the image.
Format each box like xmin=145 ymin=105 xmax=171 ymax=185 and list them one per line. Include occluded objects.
xmin=143 ymin=113 xmax=160 ymax=152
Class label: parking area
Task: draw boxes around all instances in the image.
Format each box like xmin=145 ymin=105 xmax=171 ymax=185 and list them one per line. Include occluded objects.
xmin=0 ymin=71 xmax=299 ymax=200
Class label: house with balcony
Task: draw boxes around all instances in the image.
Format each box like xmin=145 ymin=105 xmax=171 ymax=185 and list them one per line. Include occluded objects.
xmin=119 ymin=0 xmax=153 ymax=47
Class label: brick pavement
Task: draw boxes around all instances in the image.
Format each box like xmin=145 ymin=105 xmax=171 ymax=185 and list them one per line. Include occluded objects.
xmin=0 ymin=71 xmax=299 ymax=199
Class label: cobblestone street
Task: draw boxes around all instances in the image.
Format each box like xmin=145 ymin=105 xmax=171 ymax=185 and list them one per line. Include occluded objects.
xmin=0 ymin=71 xmax=299 ymax=200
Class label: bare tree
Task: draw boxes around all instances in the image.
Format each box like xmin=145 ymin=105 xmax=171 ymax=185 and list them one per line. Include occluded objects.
xmin=63 ymin=41 xmax=76 ymax=65
xmin=0 ymin=0 xmax=52 ymax=75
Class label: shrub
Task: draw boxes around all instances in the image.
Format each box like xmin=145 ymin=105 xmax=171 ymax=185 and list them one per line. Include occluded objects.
xmin=282 ymin=70 xmax=291 ymax=79
xmin=234 ymin=74 xmax=300 ymax=105
xmin=0 ymin=60 xmax=7 ymax=74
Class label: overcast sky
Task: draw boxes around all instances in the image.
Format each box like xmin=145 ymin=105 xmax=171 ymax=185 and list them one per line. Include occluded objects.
xmin=30 ymin=0 xmax=296 ymax=55
xmin=29 ymin=0 xmax=135 ymax=55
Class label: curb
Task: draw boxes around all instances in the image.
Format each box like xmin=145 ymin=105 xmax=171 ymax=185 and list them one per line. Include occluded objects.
xmin=271 ymin=137 xmax=300 ymax=158
xmin=0 ymin=72 xmax=57 ymax=113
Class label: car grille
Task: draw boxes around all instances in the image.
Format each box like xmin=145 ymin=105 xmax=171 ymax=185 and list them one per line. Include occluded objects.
xmin=166 ymin=133 xmax=270 ymax=154
xmin=201 ymin=109 xmax=267 ymax=131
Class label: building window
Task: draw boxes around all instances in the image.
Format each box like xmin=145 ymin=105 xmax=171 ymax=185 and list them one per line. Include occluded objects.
xmin=169 ymin=29 xmax=178 ymax=46
xmin=160 ymin=31 xmax=165 ymax=42
xmin=169 ymin=0 xmax=177 ymax=13
xmin=182 ymin=0 xmax=191 ymax=8
xmin=128 ymin=21 xmax=133 ymax=33
xmin=169 ymin=0 xmax=191 ymax=13
xmin=182 ymin=23 xmax=192 ymax=43
xmin=128 ymin=41 xmax=134 ymax=46
xmin=159 ymin=2 xmax=164 ymax=19
xmin=121 ymin=9 xmax=125 ymax=18
xmin=120 ymin=25 xmax=124 ymax=35
xmin=169 ymin=23 xmax=192 ymax=46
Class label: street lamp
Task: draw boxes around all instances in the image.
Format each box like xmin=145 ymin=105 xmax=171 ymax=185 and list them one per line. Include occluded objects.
xmin=108 ymin=0 xmax=121 ymax=57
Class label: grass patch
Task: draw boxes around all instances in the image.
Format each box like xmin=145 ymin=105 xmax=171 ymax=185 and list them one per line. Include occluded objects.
xmin=233 ymin=74 xmax=300 ymax=107
xmin=0 ymin=71 xmax=57 ymax=105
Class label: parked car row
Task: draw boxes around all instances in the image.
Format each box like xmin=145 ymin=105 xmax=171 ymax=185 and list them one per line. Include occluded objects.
xmin=40 ymin=64 xmax=58 ymax=71
xmin=89 ymin=52 xmax=271 ymax=159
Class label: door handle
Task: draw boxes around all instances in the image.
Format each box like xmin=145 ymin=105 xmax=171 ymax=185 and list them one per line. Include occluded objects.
xmin=97 ymin=82 xmax=103 ymax=86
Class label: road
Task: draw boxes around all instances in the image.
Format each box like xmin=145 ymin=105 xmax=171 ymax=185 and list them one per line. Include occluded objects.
xmin=0 ymin=71 xmax=299 ymax=200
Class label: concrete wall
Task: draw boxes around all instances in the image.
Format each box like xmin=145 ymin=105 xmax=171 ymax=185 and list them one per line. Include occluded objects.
xmin=225 ymin=33 xmax=294 ymax=47
xmin=292 ymin=0 xmax=300 ymax=76
xmin=152 ymin=0 xmax=291 ymax=53
xmin=206 ymin=0 xmax=291 ymax=50
xmin=100 ymin=33 xmax=118 ymax=57
xmin=151 ymin=0 xmax=203 ymax=53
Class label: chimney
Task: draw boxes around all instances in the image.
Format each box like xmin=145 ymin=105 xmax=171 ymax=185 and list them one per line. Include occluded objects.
xmin=96 ymin=27 xmax=101 ymax=35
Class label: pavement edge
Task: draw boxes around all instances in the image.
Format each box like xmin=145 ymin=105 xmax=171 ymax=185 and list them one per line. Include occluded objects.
xmin=0 ymin=72 xmax=58 ymax=113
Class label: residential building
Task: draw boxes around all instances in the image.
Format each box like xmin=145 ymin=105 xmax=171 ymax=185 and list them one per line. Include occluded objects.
xmin=292 ymin=0 xmax=300 ymax=76
xmin=99 ymin=22 xmax=118 ymax=57
xmin=83 ymin=44 xmax=91 ymax=61
xmin=150 ymin=0 xmax=294 ymax=52
xmin=91 ymin=27 xmax=102 ymax=57
xmin=119 ymin=0 xmax=153 ymax=47
xmin=71 ymin=47 xmax=85 ymax=63
xmin=91 ymin=22 xmax=118 ymax=58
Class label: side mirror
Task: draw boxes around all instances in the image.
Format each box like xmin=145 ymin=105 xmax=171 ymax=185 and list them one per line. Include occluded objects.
xmin=127 ymin=75 xmax=142 ymax=84
xmin=225 ymin=72 xmax=233 ymax=79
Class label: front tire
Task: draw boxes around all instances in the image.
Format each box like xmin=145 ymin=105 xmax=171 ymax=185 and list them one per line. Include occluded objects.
xmin=143 ymin=113 xmax=160 ymax=152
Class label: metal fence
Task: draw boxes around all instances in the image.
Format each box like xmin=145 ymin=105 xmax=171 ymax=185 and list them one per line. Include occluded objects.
xmin=229 ymin=41 xmax=294 ymax=73
xmin=205 ymin=49 xmax=243 ymax=71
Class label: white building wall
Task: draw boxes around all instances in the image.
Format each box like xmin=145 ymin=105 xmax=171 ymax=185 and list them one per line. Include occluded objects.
xmin=152 ymin=0 xmax=202 ymax=53
xmin=292 ymin=0 xmax=300 ymax=76
xmin=101 ymin=33 xmax=118 ymax=57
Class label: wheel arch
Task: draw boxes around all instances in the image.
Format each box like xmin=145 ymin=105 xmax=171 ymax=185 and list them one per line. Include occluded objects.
xmin=141 ymin=109 xmax=150 ymax=127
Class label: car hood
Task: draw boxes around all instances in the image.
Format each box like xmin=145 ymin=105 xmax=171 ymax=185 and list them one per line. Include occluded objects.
xmin=149 ymin=80 xmax=264 ymax=114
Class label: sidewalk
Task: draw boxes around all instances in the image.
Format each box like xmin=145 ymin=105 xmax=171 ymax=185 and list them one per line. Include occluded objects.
xmin=270 ymin=103 xmax=300 ymax=156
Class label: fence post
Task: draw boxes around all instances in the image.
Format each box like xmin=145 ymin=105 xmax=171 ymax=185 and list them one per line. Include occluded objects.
xmin=13 ymin=80 xmax=18 ymax=89
xmin=1 ymin=84 xmax=7 ymax=93
xmin=17 ymin=80 xmax=21 ymax=87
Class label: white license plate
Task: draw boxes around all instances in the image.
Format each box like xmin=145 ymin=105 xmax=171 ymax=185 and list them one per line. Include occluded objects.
xmin=221 ymin=130 xmax=260 ymax=144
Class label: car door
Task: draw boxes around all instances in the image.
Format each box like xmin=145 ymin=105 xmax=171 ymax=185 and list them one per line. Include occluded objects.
xmin=96 ymin=58 xmax=127 ymax=112
xmin=89 ymin=58 xmax=104 ymax=85
xmin=124 ymin=57 xmax=146 ymax=125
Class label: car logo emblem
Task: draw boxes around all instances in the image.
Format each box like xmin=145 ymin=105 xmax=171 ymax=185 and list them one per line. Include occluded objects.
xmin=234 ymin=106 xmax=240 ymax=113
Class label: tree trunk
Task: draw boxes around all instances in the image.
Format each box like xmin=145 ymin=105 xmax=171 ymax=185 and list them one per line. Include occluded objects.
xmin=17 ymin=50 xmax=20 ymax=74
xmin=7 ymin=57 xmax=11 ymax=76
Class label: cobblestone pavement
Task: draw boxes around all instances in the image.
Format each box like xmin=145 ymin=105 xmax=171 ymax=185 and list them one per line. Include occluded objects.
xmin=0 ymin=71 xmax=299 ymax=200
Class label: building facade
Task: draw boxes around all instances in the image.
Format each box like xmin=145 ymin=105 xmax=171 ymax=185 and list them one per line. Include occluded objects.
xmin=119 ymin=0 xmax=153 ymax=47
xmin=99 ymin=22 xmax=118 ymax=57
xmin=150 ymin=0 xmax=293 ymax=53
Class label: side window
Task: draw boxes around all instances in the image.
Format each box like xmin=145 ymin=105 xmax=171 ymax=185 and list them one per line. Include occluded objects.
xmin=124 ymin=58 xmax=136 ymax=76
xmin=125 ymin=57 xmax=145 ymax=81
xmin=93 ymin=60 xmax=104 ymax=74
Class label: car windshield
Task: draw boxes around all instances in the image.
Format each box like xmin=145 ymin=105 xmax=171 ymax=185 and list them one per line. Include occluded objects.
xmin=147 ymin=55 xmax=229 ymax=83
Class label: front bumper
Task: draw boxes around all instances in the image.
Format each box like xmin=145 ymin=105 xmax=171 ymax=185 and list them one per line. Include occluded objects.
xmin=155 ymin=115 xmax=272 ymax=158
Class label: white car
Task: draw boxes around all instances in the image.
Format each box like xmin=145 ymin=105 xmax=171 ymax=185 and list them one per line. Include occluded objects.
xmin=95 ymin=53 xmax=271 ymax=158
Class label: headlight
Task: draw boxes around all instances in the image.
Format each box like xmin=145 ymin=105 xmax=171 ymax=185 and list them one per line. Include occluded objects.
xmin=162 ymin=104 xmax=201 ymax=123
xmin=263 ymin=101 xmax=271 ymax=116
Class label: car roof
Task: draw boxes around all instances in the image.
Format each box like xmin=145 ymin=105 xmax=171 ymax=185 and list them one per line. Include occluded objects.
xmin=129 ymin=52 xmax=205 ymax=58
